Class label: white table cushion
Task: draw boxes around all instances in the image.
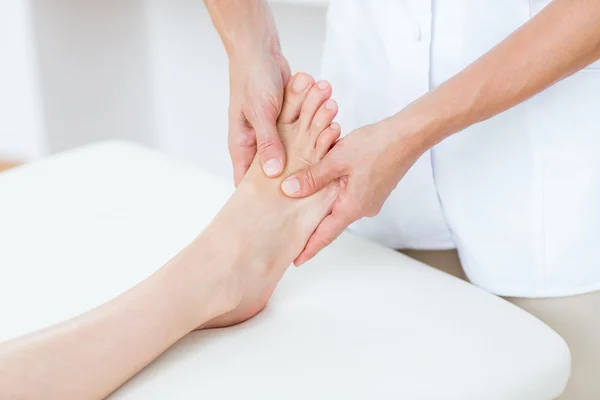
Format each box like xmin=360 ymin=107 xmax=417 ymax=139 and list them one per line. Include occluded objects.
xmin=0 ymin=142 xmax=570 ymax=399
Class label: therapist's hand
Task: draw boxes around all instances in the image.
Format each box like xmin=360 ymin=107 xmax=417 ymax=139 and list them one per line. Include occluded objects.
xmin=281 ymin=118 xmax=427 ymax=265
xmin=228 ymin=51 xmax=291 ymax=186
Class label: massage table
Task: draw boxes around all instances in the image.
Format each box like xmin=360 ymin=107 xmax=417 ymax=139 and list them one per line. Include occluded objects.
xmin=0 ymin=142 xmax=570 ymax=399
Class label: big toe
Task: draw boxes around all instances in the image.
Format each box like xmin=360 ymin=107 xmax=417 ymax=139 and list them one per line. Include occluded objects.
xmin=278 ymin=72 xmax=315 ymax=124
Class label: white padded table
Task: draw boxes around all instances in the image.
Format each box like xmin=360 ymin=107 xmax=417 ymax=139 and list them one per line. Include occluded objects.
xmin=0 ymin=142 xmax=570 ymax=399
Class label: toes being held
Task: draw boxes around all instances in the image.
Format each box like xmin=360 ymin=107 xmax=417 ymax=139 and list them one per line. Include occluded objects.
xmin=316 ymin=122 xmax=341 ymax=159
xmin=275 ymin=72 xmax=341 ymax=171
xmin=298 ymin=80 xmax=333 ymax=133
xmin=310 ymin=98 xmax=338 ymax=145
xmin=279 ymin=72 xmax=315 ymax=124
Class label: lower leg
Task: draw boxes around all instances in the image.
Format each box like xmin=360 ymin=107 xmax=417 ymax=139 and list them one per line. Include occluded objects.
xmin=0 ymin=72 xmax=341 ymax=398
xmin=0 ymin=245 xmax=237 ymax=400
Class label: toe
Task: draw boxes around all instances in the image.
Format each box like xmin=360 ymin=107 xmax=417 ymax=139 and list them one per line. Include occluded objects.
xmin=279 ymin=72 xmax=315 ymax=124
xmin=298 ymin=80 xmax=332 ymax=132
xmin=310 ymin=99 xmax=338 ymax=143
xmin=315 ymin=122 xmax=341 ymax=159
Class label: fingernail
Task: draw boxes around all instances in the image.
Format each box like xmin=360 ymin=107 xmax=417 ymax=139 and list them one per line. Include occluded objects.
xmin=292 ymin=74 xmax=309 ymax=92
xmin=325 ymin=99 xmax=336 ymax=110
xmin=263 ymin=159 xmax=282 ymax=177
xmin=317 ymin=80 xmax=329 ymax=90
xmin=281 ymin=177 xmax=300 ymax=195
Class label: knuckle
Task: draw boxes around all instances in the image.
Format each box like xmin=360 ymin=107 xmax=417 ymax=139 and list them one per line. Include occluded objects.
xmin=256 ymin=139 xmax=280 ymax=154
xmin=301 ymin=170 xmax=319 ymax=191
xmin=230 ymin=129 xmax=256 ymax=150
xmin=249 ymin=96 xmax=278 ymax=120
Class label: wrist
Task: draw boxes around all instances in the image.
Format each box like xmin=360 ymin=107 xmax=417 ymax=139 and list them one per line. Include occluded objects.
xmin=211 ymin=0 xmax=281 ymax=61
xmin=387 ymin=95 xmax=461 ymax=155
xmin=383 ymin=110 xmax=434 ymax=161
xmin=227 ymin=35 xmax=282 ymax=66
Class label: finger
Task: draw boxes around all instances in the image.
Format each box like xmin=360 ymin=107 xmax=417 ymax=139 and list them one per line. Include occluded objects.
xmin=251 ymin=112 xmax=286 ymax=178
xmin=278 ymin=55 xmax=292 ymax=84
xmin=230 ymin=140 xmax=256 ymax=187
xmin=280 ymin=155 xmax=344 ymax=198
xmin=228 ymin=116 xmax=257 ymax=187
xmin=294 ymin=209 xmax=353 ymax=266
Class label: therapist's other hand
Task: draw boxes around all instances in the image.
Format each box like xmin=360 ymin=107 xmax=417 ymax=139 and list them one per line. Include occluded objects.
xmin=228 ymin=51 xmax=292 ymax=186
xmin=281 ymin=119 xmax=426 ymax=265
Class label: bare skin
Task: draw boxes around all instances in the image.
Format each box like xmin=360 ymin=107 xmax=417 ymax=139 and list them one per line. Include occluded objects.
xmin=0 ymin=72 xmax=340 ymax=399
xmin=201 ymin=74 xmax=341 ymax=327
xmin=204 ymin=0 xmax=291 ymax=183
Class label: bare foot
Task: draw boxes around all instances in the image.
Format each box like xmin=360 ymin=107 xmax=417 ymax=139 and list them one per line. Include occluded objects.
xmin=196 ymin=73 xmax=341 ymax=328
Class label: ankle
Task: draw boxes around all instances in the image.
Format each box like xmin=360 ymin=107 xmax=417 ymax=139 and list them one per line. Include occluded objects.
xmin=166 ymin=239 xmax=244 ymax=328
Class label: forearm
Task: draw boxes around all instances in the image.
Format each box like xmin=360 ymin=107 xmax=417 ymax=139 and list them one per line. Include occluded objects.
xmin=392 ymin=0 xmax=600 ymax=152
xmin=0 ymin=243 xmax=224 ymax=399
xmin=204 ymin=0 xmax=281 ymax=59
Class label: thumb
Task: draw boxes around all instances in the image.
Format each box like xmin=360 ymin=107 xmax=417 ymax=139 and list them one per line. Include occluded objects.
xmin=281 ymin=155 xmax=344 ymax=198
xmin=250 ymin=112 xmax=286 ymax=178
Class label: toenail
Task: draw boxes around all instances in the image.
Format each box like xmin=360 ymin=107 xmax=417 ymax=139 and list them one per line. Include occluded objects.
xmin=292 ymin=75 xmax=309 ymax=92
xmin=263 ymin=159 xmax=282 ymax=177
xmin=325 ymin=99 xmax=336 ymax=110
xmin=282 ymin=177 xmax=300 ymax=196
xmin=317 ymin=80 xmax=329 ymax=90
xmin=331 ymin=122 xmax=340 ymax=130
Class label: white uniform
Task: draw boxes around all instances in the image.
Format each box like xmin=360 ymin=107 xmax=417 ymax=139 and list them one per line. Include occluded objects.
xmin=321 ymin=0 xmax=600 ymax=298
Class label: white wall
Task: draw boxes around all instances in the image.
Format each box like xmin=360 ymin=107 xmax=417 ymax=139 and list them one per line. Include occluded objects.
xmin=0 ymin=0 xmax=47 ymax=160
xmin=31 ymin=0 xmax=158 ymax=153
xmin=1 ymin=1 xmax=327 ymax=179
xmin=146 ymin=0 xmax=327 ymax=179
